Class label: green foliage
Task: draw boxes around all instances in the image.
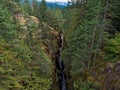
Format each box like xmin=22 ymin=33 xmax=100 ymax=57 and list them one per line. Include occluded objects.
xmin=63 ymin=0 xmax=106 ymax=74
xmin=0 ymin=1 xmax=52 ymax=89
xmin=53 ymin=8 xmax=64 ymax=29
xmin=21 ymin=0 xmax=32 ymax=15
xmin=0 ymin=5 xmax=16 ymax=41
xmin=1 ymin=0 xmax=120 ymax=89
xmin=0 ymin=36 xmax=51 ymax=89
xmin=74 ymin=78 xmax=100 ymax=90
xmin=104 ymin=34 xmax=120 ymax=60
xmin=31 ymin=0 xmax=39 ymax=16
xmin=45 ymin=8 xmax=64 ymax=32
xmin=63 ymin=0 xmax=120 ymax=89
xmin=39 ymin=0 xmax=47 ymax=21
xmin=105 ymin=0 xmax=120 ymax=34
xmin=13 ymin=0 xmax=20 ymax=3
xmin=54 ymin=8 xmax=63 ymax=22
xmin=64 ymin=7 xmax=80 ymax=32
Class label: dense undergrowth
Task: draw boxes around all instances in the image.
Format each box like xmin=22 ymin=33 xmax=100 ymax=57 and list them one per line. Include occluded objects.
xmin=0 ymin=0 xmax=52 ymax=89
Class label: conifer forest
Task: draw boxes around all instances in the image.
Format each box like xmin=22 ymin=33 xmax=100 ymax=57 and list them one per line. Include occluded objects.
xmin=0 ymin=0 xmax=120 ymax=90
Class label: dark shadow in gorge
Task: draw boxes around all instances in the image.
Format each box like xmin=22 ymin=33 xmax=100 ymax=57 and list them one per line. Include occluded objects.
xmin=55 ymin=33 xmax=67 ymax=90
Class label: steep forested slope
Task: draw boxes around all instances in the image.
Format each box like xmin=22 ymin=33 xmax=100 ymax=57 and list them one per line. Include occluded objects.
xmin=63 ymin=0 xmax=120 ymax=90
xmin=0 ymin=0 xmax=54 ymax=89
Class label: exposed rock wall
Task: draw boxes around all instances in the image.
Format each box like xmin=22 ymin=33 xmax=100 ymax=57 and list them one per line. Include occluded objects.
xmin=81 ymin=62 xmax=120 ymax=90
xmin=102 ymin=62 xmax=120 ymax=90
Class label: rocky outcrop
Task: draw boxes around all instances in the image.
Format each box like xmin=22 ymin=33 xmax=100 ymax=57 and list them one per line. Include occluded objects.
xmin=14 ymin=13 xmax=26 ymax=25
xmin=12 ymin=3 xmax=60 ymax=58
xmin=82 ymin=61 xmax=120 ymax=90
xmin=29 ymin=16 xmax=40 ymax=24
xmin=102 ymin=62 xmax=120 ymax=90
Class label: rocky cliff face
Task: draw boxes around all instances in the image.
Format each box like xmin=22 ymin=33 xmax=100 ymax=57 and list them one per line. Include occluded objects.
xmin=80 ymin=61 xmax=120 ymax=90
xmin=102 ymin=62 xmax=120 ymax=90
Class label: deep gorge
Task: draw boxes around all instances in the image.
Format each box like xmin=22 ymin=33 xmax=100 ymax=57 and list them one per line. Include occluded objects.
xmin=0 ymin=0 xmax=120 ymax=90
xmin=51 ymin=32 xmax=67 ymax=90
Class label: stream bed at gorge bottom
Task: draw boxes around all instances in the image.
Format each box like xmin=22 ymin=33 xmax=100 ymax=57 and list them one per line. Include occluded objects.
xmin=54 ymin=33 xmax=67 ymax=90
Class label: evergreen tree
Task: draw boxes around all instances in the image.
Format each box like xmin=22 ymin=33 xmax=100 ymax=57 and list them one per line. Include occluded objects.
xmin=38 ymin=0 xmax=47 ymax=21
xmin=0 ymin=3 xmax=16 ymax=42
xmin=31 ymin=0 xmax=38 ymax=16
xmin=63 ymin=1 xmax=109 ymax=89
xmin=13 ymin=0 xmax=20 ymax=3
xmin=0 ymin=0 xmax=52 ymax=89
xmin=23 ymin=0 xmax=32 ymax=14
xmin=54 ymin=8 xmax=64 ymax=29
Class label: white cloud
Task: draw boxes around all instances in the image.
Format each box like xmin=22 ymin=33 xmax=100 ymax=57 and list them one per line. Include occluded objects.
xmin=37 ymin=0 xmax=68 ymax=2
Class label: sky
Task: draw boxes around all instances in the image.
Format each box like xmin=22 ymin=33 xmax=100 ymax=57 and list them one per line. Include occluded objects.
xmin=37 ymin=0 xmax=68 ymax=2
